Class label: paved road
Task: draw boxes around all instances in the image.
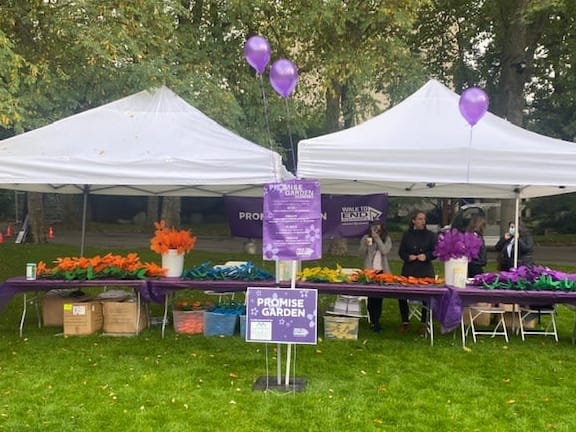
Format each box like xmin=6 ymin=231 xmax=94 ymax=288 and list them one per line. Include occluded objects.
xmin=49 ymin=230 xmax=576 ymax=266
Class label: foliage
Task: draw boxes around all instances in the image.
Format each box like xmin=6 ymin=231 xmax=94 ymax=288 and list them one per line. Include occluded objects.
xmin=149 ymin=220 xmax=196 ymax=255
xmin=37 ymin=252 xmax=164 ymax=280
xmin=182 ymin=261 xmax=273 ymax=281
xmin=434 ymin=228 xmax=482 ymax=262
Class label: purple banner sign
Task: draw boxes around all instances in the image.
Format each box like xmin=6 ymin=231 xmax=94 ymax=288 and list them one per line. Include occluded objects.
xmin=246 ymin=287 xmax=318 ymax=345
xmin=263 ymin=179 xmax=322 ymax=261
xmin=225 ymin=193 xmax=388 ymax=239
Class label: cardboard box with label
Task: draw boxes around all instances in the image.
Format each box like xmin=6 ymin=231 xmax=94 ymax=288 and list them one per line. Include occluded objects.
xmin=102 ymin=301 xmax=147 ymax=335
xmin=63 ymin=301 xmax=103 ymax=336
xmin=42 ymin=290 xmax=92 ymax=327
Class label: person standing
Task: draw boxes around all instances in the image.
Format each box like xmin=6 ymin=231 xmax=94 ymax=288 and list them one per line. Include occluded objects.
xmin=466 ymin=214 xmax=487 ymax=277
xmin=359 ymin=221 xmax=392 ymax=332
xmin=495 ymin=221 xmax=534 ymax=271
xmin=398 ymin=209 xmax=437 ymax=335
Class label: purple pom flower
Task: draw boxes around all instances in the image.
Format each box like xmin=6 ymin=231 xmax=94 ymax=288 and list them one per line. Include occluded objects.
xmin=434 ymin=228 xmax=482 ymax=262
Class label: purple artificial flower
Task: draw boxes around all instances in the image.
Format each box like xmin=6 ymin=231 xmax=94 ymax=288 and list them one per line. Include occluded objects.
xmin=434 ymin=228 xmax=482 ymax=262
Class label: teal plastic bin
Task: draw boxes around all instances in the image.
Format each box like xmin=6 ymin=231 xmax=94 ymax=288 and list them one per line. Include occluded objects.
xmin=203 ymin=311 xmax=237 ymax=336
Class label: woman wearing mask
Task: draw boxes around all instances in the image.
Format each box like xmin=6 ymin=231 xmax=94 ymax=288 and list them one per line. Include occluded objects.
xmin=495 ymin=221 xmax=534 ymax=271
xmin=359 ymin=221 xmax=392 ymax=332
xmin=397 ymin=209 xmax=437 ymax=335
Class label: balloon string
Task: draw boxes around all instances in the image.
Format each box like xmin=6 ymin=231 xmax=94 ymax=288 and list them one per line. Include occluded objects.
xmin=258 ymin=74 xmax=274 ymax=151
xmin=284 ymin=98 xmax=296 ymax=174
xmin=466 ymin=126 xmax=473 ymax=182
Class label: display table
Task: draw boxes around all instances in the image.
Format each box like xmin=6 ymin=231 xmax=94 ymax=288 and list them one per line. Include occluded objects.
xmin=0 ymin=278 xmax=148 ymax=336
xmin=4 ymin=276 xmax=576 ymax=342
xmin=145 ymin=279 xmax=446 ymax=344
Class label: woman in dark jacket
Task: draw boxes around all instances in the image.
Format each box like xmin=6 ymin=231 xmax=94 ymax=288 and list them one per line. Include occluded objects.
xmin=494 ymin=221 xmax=534 ymax=271
xmin=398 ymin=209 xmax=437 ymax=335
xmin=466 ymin=214 xmax=487 ymax=277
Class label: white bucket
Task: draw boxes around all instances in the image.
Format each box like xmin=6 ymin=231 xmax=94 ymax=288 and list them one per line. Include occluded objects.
xmin=444 ymin=257 xmax=468 ymax=288
xmin=162 ymin=249 xmax=185 ymax=277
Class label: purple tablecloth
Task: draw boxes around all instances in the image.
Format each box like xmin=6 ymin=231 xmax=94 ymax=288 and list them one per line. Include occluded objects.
xmin=0 ymin=277 xmax=147 ymax=311
xmin=5 ymin=277 xmax=576 ymax=335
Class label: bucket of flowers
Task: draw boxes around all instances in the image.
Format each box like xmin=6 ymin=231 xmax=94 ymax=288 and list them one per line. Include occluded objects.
xmin=150 ymin=221 xmax=197 ymax=277
xmin=434 ymin=228 xmax=482 ymax=288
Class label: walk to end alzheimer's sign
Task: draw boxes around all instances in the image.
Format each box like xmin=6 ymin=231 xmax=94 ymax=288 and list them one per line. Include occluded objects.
xmin=225 ymin=193 xmax=387 ymax=239
xmin=246 ymin=287 xmax=317 ymax=345
xmin=262 ymin=179 xmax=322 ymax=261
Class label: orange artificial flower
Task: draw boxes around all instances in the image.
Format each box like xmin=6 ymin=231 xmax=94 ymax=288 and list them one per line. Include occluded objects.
xmin=150 ymin=220 xmax=197 ymax=255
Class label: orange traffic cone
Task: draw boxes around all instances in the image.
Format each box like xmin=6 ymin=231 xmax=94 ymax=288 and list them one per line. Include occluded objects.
xmin=5 ymin=224 xmax=13 ymax=237
xmin=47 ymin=226 xmax=55 ymax=240
xmin=0 ymin=232 xmax=3 ymax=244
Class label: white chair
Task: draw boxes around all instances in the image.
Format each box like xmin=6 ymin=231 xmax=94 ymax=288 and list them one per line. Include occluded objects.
xmin=408 ymin=301 xmax=422 ymax=321
xmin=325 ymin=268 xmax=369 ymax=321
xmin=465 ymin=303 xmax=509 ymax=343
xmin=517 ymin=304 xmax=558 ymax=342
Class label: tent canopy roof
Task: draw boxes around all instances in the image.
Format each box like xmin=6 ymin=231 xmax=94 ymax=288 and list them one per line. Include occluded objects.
xmin=297 ymin=79 xmax=576 ymax=199
xmin=0 ymin=86 xmax=291 ymax=196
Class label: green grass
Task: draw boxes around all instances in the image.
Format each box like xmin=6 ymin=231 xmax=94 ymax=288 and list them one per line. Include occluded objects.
xmin=1 ymin=243 xmax=576 ymax=431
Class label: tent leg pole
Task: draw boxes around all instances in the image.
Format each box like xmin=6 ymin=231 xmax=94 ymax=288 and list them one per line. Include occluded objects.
xmin=80 ymin=186 xmax=89 ymax=257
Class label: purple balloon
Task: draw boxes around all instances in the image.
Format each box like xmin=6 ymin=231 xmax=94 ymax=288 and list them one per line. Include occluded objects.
xmin=459 ymin=87 xmax=489 ymax=126
xmin=269 ymin=59 xmax=299 ymax=98
xmin=243 ymin=35 xmax=271 ymax=74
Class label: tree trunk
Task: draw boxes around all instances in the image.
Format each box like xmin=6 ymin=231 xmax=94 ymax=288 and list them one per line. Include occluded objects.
xmin=27 ymin=192 xmax=45 ymax=244
xmin=161 ymin=197 xmax=181 ymax=228
xmin=146 ymin=196 xmax=160 ymax=227
xmin=61 ymin=195 xmax=81 ymax=228
xmin=324 ymin=79 xmax=349 ymax=255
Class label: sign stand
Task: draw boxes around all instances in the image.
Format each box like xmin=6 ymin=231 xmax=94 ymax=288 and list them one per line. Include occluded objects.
xmin=251 ymin=260 xmax=308 ymax=393
xmin=251 ymin=180 xmax=321 ymax=393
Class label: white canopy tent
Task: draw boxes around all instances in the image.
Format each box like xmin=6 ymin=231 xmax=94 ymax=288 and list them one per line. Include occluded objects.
xmin=297 ymin=79 xmax=576 ymax=199
xmin=0 ymin=85 xmax=291 ymax=197
xmin=0 ymin=86 xmax=292 ymax=252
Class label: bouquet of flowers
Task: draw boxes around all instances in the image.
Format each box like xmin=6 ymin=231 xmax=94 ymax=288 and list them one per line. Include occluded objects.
xmin=473 ymin=265 xmax=576 ymax=291
xmin=150 ymin=220 xmax=196 ymax=255
xmin=37 ymin=253 xmax=165 ymax=280
xmin=434 ymin=228 xmax=482 ymax=262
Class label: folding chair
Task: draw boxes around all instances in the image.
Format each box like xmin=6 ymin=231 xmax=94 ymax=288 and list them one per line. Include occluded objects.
xmin=517 ymin=304 xmax=558 ymax=342
xmin=466 ymin=303 xmax=509 ymax=343
xmin=325 ymin=268 xmax=369 ymax=321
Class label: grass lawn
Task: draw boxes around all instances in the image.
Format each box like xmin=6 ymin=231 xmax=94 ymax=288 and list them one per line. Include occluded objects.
xmin=1 ymin=243 xmax=576 ymax=431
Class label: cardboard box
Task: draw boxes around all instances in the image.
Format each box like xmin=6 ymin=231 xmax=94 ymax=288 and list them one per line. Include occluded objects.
xmin=504 ymin=311 xmax=536 ymax=330
xmin=462 ymin=303 xmax=493 ymax=327
xmin=102 ymin=301 xmax=147 ymax=335
xmin=42 ymin=290 xmax=92 ymax=327
xmin=63 ymin=301 xmax=103 ymax=336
